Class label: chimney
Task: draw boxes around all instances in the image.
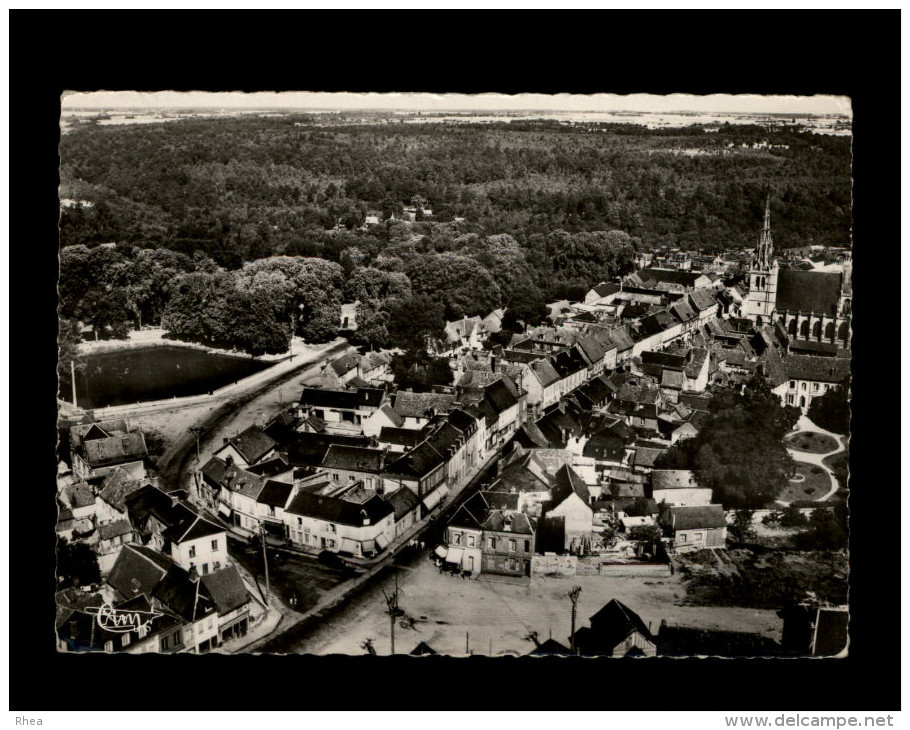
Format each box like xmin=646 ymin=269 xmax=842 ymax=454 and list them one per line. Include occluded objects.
xmin=224 ymin=454 xmax=234 ymax=468
xmin=361 ymin=508 xmax=370 ymax=526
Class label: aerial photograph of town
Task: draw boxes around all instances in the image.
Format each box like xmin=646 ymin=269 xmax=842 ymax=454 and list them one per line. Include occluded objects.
xmin=55 ymin=90 xmax=852 ymax=659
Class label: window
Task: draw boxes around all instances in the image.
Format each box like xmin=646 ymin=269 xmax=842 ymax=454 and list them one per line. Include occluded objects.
xmin=174 ymin=630 xmax=182 ymax=646
xmin=325 ymin=523 xmax=336 ymax=533
xmin=202 ymin=563 xmax=209 ymax=575
xmin=509 ymin=539 xmax=517 ymax=552
xmin=813 ymin=383 xmax=819 ymax=392
xmin=453 ymin=533 xmax=462 ymax=546
xmin=467 ymin=535 xmax=475 ymax=548
xmin=801 ymin=383 xmax=807 ymax=391
xmin=188 ymin=546 xmax=196 ymax=558
xmin=208 ymin=618 xmax=214 ymax=630
xmin=297 ymin=517 xmax=302 ymax=526
xmin=678 ymin=533 xmax=686 ymax=542
xmin=489 ymin=537 xmax=497 ymax=550
xmin=213 ymin=561 xmax=220 ymax=571
xmin=349 ymin=475 xmax=356 ymax=482
xmin=121 ymin=634 xmax=131 ymax=648
xmin=786 ymin=394 xmax=794 ymax=405
xmin=693 ymin=532 xmax=704 ymax=541
xmin=332 ymin=473 xmax=339 ymax=481
xmin=326 ymin=539 xmax=336 ymax=549
xmin=366 ymin=478 xmax=372 ymax=488
xmin=161 ymin=635 xmax=170 ymax=651
xmin=789 ymin=380 xmax=796 ymax=389
xmin=211 ymin=539 xmax=218 ymax=551
xmin=524 ymin=540 xmax=530 ymax=552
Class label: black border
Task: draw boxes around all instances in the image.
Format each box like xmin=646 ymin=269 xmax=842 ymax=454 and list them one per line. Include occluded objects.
xmin=14 ymin=10 xmax=897 ymax=712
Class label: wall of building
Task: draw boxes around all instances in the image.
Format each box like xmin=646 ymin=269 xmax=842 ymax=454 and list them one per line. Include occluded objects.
xmin=171 ymin=532 xmax=229 ymax=575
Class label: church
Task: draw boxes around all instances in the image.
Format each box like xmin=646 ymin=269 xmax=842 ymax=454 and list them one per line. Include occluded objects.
xmin=742 ymin=198 xmax=852 ymax=355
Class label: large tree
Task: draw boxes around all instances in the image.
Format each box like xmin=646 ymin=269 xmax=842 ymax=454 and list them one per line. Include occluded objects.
xmin=406 ymin=252 xmax=502 ymax=320
xmin=657 ymin=375 xmax=801 ymax=508
xmin=807 ymin=378 xmax=851 ymax=435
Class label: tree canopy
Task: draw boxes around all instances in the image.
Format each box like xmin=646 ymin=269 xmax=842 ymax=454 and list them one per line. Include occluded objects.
xmin=657 ymin=376 xmax=801 ymax=508
xmin=807 ymin=378 xmax=851 ymax=435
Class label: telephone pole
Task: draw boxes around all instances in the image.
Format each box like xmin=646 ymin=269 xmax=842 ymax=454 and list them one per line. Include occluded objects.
xmin=382 ymin=583 xmax=401 ymax=655
xmin=260 ymin=523 xmax=270 ymax=605
xmin=188 ymin=427 xmax=204 ymax=463
xmin=568 ymin=586 xmax=582 ymax=655
xmin=71 ymin=359 xmax=77 ymax=407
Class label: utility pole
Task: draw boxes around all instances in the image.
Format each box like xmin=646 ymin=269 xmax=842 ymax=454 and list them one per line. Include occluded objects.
xmin=260 ymin=523 xmax=270 ymax=606
xmin=466 ymin=631 xmax=470 ymax=655
xmin=189 ymin=427 xmax=203 ymax=463
xmin=382 ymin=585 xmax=400 ymax=655
xmin=71 ymin=359 xmax=77 ymax=407
xmin=568 ymin=586 xmax=582 ymax=656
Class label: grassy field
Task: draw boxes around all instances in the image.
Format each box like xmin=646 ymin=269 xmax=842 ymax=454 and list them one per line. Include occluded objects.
xmin=676 ymin=547 xmax=848 ymax=610
xmin=778 ymin=462 xmax=831 ymax=502
xmin=785 ymin=431 xmax=839 ymax=454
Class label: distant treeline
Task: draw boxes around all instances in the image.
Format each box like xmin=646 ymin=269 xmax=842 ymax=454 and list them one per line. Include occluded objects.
xmin=57 ymin=117 xmax=851 ymax=356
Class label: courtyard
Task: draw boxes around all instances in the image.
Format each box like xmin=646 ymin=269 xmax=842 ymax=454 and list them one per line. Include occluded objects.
xmin=228 ymin=536 xmax=356 ymax=614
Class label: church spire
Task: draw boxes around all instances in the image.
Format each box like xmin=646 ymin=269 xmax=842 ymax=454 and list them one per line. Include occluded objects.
xmin=755 ymin=194 xmax=773 ymax=271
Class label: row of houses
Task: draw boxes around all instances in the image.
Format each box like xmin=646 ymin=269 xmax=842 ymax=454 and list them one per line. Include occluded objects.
xmin=192 ymin=372 xmax=524 ymax=558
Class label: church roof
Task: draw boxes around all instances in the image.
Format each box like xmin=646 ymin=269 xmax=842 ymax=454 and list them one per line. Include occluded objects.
xmin=775 ymin=270 xmax=843 ymax=317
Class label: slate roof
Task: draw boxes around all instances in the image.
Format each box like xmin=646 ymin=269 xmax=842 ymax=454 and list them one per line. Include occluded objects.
xmin=651 ymin=470 xmax=698 ymax=491
xmin=481 ymin=510 xmax=535 ymax=535
xmin=299 ymin=387 xmax=362 ymax=411
xmin=378 ymin=427 xmax=426 ymax=448
xmin=257 ymin=480 xmax=294 ymax=508
xmin=448 ymin=492 xmax=490 ymax=530
xmin=551 ymin=348 xmax=589 ymax=379
xmin=583 ymin=432 xmax=627 ymax=462
xmin=383 ymin=440 xmax=446 ymax=479
xmin=246 ymin=456 xmax=293 ymax=479
xmin=784 ymin=355 xmax=851 ymax=383
xmin=661 ymin=369 xmax=685 ymax=390
xmin=642 ymin=350 xmax=687 ymax=369
xmin=376 ymin=403 xmax=405 ymax=428
xmin=549 ymin=464 xmax=591 ymax=508
xmin=124 ymin=485 xmax=183 ymax=528
xmin=283 ymin=432 xmax=370 ymax=467
xmin=222 ymin=425 xmax=276 ymax=464
xmin=200 ymin=565 xmax=250 ymax=616
xmin=62 ymin=482 xmax=96 ymax=510
xmin=446 ymin=407 xmax=478 ymax=436
xmin=631 ymin=269 xmax=703 ymax=289
xmin=393 ymin=391 xmax=457 ymax=419
xmin=481 ymin=490 xmax=521 ymax=511
xmin=588 ymin=599 xmax=655 ymax=648
xmin=384 ymin=486 xmax=422 ymax=520
xmin=83 ymin=432 xmax=148 ymax=467
xmin=775 ymin=270 xmax=843 ymax=316
xmin=106 ymin=543 xmax=173 ymax=599
xmin=591 ymin=281 xmax=621 ymax=298
xmin=152 ymin=566 xmax=217 ymax=622
xmin=285 ymin=491 xmax=394 ymax=526
xmin=410 ymin=641 xmax=438 ymax=656
xmin=330 ymin=351 xmax=361 ymax=376
xmin=632 ymin=447 xmax=666 ymax=469
xmin=483 ymin=377 xmax=520 ymax=414
xmin=665 ymin=505 xmax=727 ymax=530
xmin=98 ymin=519 xmax=133 ymax=541
xmin=98 ymin=468 xmax=144 ymax=513
xmin=162 ymin=510 xmax=224 ymax=545
xmin=529 ymin=359 xmax=560 ymax=387
xmin=322 ymin=445 xmax=387 ymax=473
xmin=688 ymin=288 xmax=718 ymax=312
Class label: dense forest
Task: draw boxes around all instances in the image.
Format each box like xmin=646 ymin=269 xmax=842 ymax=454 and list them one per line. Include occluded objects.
xmin=58 ymin=116 xmax=852 ymax=355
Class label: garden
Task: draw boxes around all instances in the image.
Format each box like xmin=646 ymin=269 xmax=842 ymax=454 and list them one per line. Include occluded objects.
xmin=778 ymin=462 xmax=832 ymax=503
xmin=784 ymin=431 xmax=839 ymax=455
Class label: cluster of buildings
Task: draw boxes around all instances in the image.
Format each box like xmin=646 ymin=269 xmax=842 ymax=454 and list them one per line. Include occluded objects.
xmin=56 ymin=419 xmax=258 ymax=654
xmin=526 ymin=597 xmax=847 ymax=658
xmin=428 ymin=198 xmax=850 ymax=579
xmin=194 ymin=372 xmax=515 ymax=559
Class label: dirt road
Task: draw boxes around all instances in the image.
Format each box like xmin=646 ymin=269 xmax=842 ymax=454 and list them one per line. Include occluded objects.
xmin=124 ymin=338 xmax=351 ymax=491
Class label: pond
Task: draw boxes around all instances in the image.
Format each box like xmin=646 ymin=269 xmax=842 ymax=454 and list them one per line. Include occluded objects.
xmin=59 ymin=345 xmax=275 ymax=409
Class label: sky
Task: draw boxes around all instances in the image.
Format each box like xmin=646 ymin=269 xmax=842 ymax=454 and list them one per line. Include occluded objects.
xmin=61 ymin=91 xmax=852 ymax=116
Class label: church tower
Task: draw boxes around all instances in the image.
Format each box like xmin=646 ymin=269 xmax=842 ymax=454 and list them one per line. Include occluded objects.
xmin=743 ymin=195 xmax=779 ymax=325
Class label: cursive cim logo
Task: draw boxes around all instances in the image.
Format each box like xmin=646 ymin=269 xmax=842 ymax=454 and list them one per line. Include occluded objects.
xmin=84 ymin=602 xmax=164 ymax=634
